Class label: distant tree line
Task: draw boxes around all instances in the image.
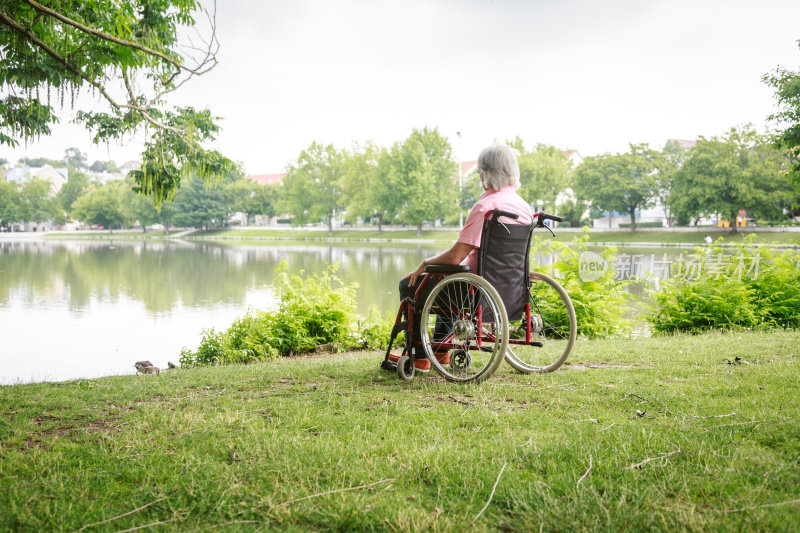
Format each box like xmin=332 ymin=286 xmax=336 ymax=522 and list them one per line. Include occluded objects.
xmin=0 ymin=148 xmax=274 ymax=232
xmin=0 ymin=125 xmax=796 ymax=233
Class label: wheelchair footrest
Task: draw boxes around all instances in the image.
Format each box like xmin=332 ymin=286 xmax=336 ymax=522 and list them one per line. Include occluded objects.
xmin=380 ymin=359 xmax=397 ymax=372
xmin=391 ymin=321 xmax=407 ymax=337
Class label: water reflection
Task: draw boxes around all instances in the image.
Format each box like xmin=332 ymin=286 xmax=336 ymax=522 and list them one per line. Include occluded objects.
xmin=1 ymin=239 xmax=689 ymax=383
xmin=0 ymin=240 xmax=442 ymax=317
xmin=0 ymin=239 xmax=444 ymax=384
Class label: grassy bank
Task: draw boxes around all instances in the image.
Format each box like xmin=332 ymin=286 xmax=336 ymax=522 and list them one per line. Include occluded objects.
xmin=2 ymin=331 xmax=799 ymax=531
xmin=44 ymin=230 xmax=167 ymax=240
xmin=195 ymin=227 xmax=800 ymax=246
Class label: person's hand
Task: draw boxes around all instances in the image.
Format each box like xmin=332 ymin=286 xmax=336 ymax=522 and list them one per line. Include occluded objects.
xmin=404 ymin=263 xmax=426 ymax=287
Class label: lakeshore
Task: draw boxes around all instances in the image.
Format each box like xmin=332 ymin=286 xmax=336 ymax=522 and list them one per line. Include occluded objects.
xmin=1 ymin=330 xmax=798 ymax=531
xmin=5 ymin=224 xmax=799 ymax=247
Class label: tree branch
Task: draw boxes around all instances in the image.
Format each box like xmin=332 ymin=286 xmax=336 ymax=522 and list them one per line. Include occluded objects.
xmin=0 ymin=10 xmax=183 ymax=136
xmin=21 ymin=0 xmax=213 ymax=75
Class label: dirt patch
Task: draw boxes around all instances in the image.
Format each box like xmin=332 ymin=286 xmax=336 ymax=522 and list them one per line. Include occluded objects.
xmin=22 ymin=437 xmax=47 ymax=451
xmin=421 ymin=393 xmax=533 ymax=411
xmin=563 ymin=363 xmax=634 ymax=371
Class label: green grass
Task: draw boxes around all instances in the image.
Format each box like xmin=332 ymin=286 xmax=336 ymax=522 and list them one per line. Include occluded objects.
xmin=195 ymin=227 xmax=800 ymax=246
xmin=577 ymin=231 xmax=800 ymax=245
xmin=2 ymin=330 xmax=799 ymax=531
xmin=196 ymin=228 xmax=460 ymax=242
xmin=45 ymin=230 xmax=167 ymax=239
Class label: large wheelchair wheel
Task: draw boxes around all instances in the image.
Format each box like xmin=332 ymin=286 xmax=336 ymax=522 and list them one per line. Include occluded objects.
xmin=419 ymin=273 xmax=508 ymax=383
xmin=505 ymin=272 xmax=576 ymax=374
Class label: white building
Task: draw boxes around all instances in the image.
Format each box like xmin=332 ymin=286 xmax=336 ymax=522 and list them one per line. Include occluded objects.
xmin=6 ymin=165 xmax=69 ymax=194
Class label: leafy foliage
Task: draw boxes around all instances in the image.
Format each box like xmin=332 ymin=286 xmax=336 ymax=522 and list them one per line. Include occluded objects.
xmin=0 ymin=180 xmax=21 ymax=226
xmin=179 ymin=263 xmax=394 ymax=367
xmin=280 ymin=142 xmax=344 ymax=235
xmin=340 ymin=142 xmax=395 ymax=231
xmin=508 ymin=137 xmax=570 ymax=210
xmin=533 ymin=232 xmax=633 ymax=338
xmin=648 ymin=236 xmax=800 ymax=334
xmin=56 ymin=169 xmax=91 ymax=214
xmin=764 ymin=39 xmax=800 ymax=199
xmin=669 ymin=127 xmax=793 ymax=228
xmin=71 ymin=181 xmax=125 ymax=229
xmin=18 ymin=177 xmax=60 ymax=223
xmin=0 ymin=0 xmax=231 ymax=203
xmin=575 ymin=144 xmax=662 ymax=231
xmin=391 ymin=127 xmax=455 ymax=235
xmin=228 ymin=180 xmax=277 ymax=225
xmin=164 ymin=173 xmax=233 ymax=229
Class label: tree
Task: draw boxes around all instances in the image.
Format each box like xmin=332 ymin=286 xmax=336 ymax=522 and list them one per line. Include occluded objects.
xmin=18 ymin=156 xmax=61 ymax=168
xmin=63 ymin=147 xmax=87 ymax=169
xmin=57 ymin=169 xmax=91 ymax=215
xmin=670 ymin=127 xmax=793 ymax=232
xmin=658 ymin=140 xmax=691 ymax=226
xmin=340 ymin=142 xmax=402 ymax=232
xmin=509 ymin=138 xmax=570 ymax=210
xmin=392 ymin=127 xmax=455 ymax=236
xmin=575 ymin=144 xmax=662 ymax=232
xmin=229 ymin=180 xmax=276 ymax=225
xmin=281 ymin=142 xmax=344 ymax=236
xmin=0 ymin=180 xmax=20 ymax=228
xmin=119 ymin=176 xmax=160 ymax=231
xmin=19 ymin=177 xmax=59 ymax=224
xmin=89 ymin=160 xmax=119 ymax=173
xmin=764 ymin=39 xmax=800 ymax=198
xmin=71 ymin=181 xmax=125 ymax=230
xmin=168 ymin=177 xmax=231 ymax=230
xmin=458 ymin=171 xmax=483 ymax=213
xmin=0 ymin=0 xmax=230 ymax=203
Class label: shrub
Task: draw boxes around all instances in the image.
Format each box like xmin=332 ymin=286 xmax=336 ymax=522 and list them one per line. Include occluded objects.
xmin=180 ymin=262 xmax=392 ymax=367
xmin=532 ymin=232 xmax=633 ymax=338
xmin=647 ymin=235 xmax=800 ymax=334
xmin=618 ymin=221 xmax=664 ymax=228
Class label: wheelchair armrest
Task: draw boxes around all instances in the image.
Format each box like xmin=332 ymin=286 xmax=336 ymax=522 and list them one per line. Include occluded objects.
xmin=425 ymin=264 xmax=471 ymax=273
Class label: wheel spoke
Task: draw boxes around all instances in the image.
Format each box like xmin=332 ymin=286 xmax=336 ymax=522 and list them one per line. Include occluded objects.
xmin=420 ymin=274 xmax=507 ymax=383
xmin=505 ymin=272 xmax=576 ymax=373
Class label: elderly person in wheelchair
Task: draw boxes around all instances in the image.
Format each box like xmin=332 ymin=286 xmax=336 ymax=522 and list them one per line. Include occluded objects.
xmin=384 ymin=144 xmax=539 ymax=378
xmin=383 ymin=143 xmax=577 ymax=382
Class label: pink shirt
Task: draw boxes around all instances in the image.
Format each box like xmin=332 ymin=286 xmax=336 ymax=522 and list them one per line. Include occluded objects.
xmin=457 ymin=185 xmax=534 ymax=271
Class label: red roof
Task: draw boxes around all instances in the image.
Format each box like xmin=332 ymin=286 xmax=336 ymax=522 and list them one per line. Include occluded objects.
xmin=665 ymin=139 xmax=696 ymax=150
xmin=249 ymin=173 xmax=286 ymax=186
xmin=460 ymin=161 xmax=477 ymax=175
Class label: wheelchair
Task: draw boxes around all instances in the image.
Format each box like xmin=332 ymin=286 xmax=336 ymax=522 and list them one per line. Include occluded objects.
xmin=381 ymin=209 xmax=577 ymax=383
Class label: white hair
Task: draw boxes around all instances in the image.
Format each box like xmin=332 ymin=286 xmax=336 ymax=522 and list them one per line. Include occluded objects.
xmin=477 ymin=144 xmax=520 ymax=191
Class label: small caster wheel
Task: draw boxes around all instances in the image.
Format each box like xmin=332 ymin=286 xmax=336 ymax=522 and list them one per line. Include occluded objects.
xmin=397 ymin=355 xmax=415 ymax=381
xmin=451 ymin=349 xmax=471 ymax=371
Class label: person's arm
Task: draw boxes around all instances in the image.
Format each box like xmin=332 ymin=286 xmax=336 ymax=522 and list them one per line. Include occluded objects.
xmin=404 ymin=241 xmax=475 ymax=287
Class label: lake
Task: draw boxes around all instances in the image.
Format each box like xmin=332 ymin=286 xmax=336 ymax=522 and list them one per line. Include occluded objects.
xmin=1 ymin=238 xmax=679 ymax=384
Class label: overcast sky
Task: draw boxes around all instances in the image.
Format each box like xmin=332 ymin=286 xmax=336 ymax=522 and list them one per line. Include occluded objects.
xmin=3 ymin=0 xmax=800 ymax=174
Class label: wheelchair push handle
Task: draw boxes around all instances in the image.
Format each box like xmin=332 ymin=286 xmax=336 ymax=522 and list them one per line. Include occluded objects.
xmin=490 ymin=209 xmax=520 ymax=222
xmin=534 ymin=212 xmax=564 ymax=225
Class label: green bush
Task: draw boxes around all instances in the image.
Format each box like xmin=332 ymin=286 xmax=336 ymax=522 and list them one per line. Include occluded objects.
xmin=618 ymin=221 xmax=664 ymax=228
xmin=180 ymin=262 xmax=393 ymax=367
xmin=532 ymin=232 xmax=633 ymax=338
xmin=648 ymin=236 xmax=800 ymax=334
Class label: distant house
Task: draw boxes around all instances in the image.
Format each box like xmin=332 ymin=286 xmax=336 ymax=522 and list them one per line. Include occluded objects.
xmin=119 ymin=160 xmax=141 ymax=173
xmin=665 ymin=139 xmax=696 ymax=150
xmin=248 ymin=173 xmax=286 ymax=186
xmin=562 ymin=150 xmax=584 ymax=168
xmin=459 ymin=161 xmax=477 ymax=177
xmin=6 ymin=165 xmax=69 ymax=194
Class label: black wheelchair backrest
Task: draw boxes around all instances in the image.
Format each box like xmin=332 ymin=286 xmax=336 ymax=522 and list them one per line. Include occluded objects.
xmin=476 ymin=209 xmax=533 ymax=322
